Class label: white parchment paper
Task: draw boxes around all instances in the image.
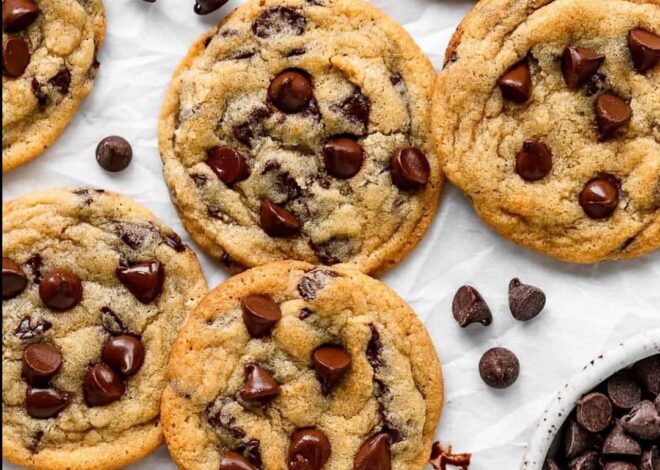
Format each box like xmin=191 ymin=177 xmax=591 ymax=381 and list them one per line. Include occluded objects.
xmin=3 ymin=0 xmax=659 ymax=468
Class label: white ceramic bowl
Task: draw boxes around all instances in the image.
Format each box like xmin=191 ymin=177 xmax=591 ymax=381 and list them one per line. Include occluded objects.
xmin=521 ymin=328 xmax=660 ymax=470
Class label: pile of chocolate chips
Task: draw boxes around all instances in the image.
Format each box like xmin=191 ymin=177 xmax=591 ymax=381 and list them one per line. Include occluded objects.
xmin=545 ymin=354 xmax=660 ymax=470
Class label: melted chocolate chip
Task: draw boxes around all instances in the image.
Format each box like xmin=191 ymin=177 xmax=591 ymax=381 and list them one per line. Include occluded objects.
xmin=330 ymin=92 xmax=370 ymax=128
xmin=366 ymin=324 xmax=384 ymax=371
xmin=31 ymin=78 xmax=48 ymax=107
xmin=83 ymin=363 xmax=126 ymax=407
xmin=219 ymin=451 xmax=258 ymax=470
xmin=479 ymin=348 xmax=520 ymax=389
xmin=312 ymin=345 xmax=351 ymax=394
xmin=288 ymin=428 xmax=331 ymax=470
xmin=3 ymin=37 xmax=31 ymax=78
xmin=323 ymin=137 xmax=364 ymax=179
xmin=515 ymin=140 xmax=552 ymax=181
xmin=116 ymin=260 xmax=164 ymax=304
xmin=628 ymin=28 xmax=660 ymax=73
xmin=297 ymin=269 xmax=338 ymax=301
xmin=508 ymin=278 xmax=546 ymax=321
xmin=260 ymin=200 xmax=301 ymax=237
xmin=562 ymin=45 xmax=605 ymax=90
xmin=595 ymin=94 xmax=631 ymax=139
xmin=96 ymin=136 xmax=133 ymax=172
xmin=39 ymin=269 xmax=83 ymax=312
xmin=206 ymin=147 xmax=250 ymax=184
xmin=49 ymin=69 xmax=71 ymax=94
xmin=390 ymin=148 xmax=430 ymax=190
xmin=3 ymin=256 xmax=27 ymax=299
xmin=497 ymin=60 xmax=532 ymax=103
xmin=579 ymin=174 xmax=620 ymax=219
xmin=100 ymin=307 xmax=130 ymax=335
xmin=354 ymin=433 xmax=391 ymax=470
xmin=252 ymin=7 xmax=306 ymax=38
xmin=162 ymin=232 xmax=186 ymax=252
xmin=14 ymin=317 xmax=52 ymax=340
xmin=22 ymin=343 xmax=62 ymax=386
xmin=26 ymin=387 xmax=69 ymax=419
xmin=2 ymin=0 xmax=40 ymax=32
xmin=268 ymin=69 xmax=313 ymax=114
xmin=241 ymin=294 xmax=282 ymax=338
xmin=194 ymin=0 xmax=228 ymax=15
xmin=239 ymin=363 xmax=280 ymax=403
xmin=452 ymin=285 xmax=493 ymax=327
xmin=102 ymin=335 xmax=145 ymax=377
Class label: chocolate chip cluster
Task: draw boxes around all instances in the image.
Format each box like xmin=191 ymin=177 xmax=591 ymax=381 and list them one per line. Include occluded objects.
xmin=496 ymin=29 xmax=660 ymax=220
xmin=545 ymin=354 xmax=660 ymax=470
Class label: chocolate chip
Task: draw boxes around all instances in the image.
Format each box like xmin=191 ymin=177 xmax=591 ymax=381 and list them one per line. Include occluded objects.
xmin=96 ymin=136 xmax=133 ymax=172
xmin=628 ymin=28 xmax=660 ymax=73
xmin=621 ymin=400 xmax=660 ymax=440
xmin=239 ymin=363 xmax=280 ymax=402
xmin=3 ymin=256 xmax=27 ymax=299
xmin=562 ymin=45 xmax=605 ymax=90
xmin=603 ymin=463 xmax=637 ymax=470
xmin=100 ymin=307 xmax=130 ymax=335
xmin=22 ymin=343 xmax=62 ymax=386
xmin=603 ymin=422 xmax=642 ymax=456
xmin=515 ymin=140 xmax=553 ymax=181
xmin=354 ymin=433 xmax=391 ymax=470
xmin=568 ymin=450 xmax=600 ymax=470
xmin=595 ymin=94 xmax=631 ymax=139
xmin=544 ymin=460 xmax=561 ymax=470
xmin=232 ymin=107 xmax=272 ymax=146
xmin=102 ymin=335 xmax=145 ymax=377
xmin=297 ymin=269 xmax=338 ymax=301
xmin=323 ymin=137 xmax=364 ymax=179
xmin=634 ymin=355 xmax=660 ymax=395
xmin=25 ymin=387 xmax=69 ymax=419
xmin=330 ymin=92 xmax=370 ymax=128
xmin=206 ymin=146 xmax=250 ymax=184
xmin=564 ymin=419 xmax=600 ymax=459
xmin=219 ymin=451 xmax=258 ymax=470
xmin=312 ymin=345 xmax=351 ymax=394
xmin=242 ymin=440 xmax=263 ymax=468
xmin=288 ymin=428 xmax=331 ymax=470
xmin=193 ymin=0 xmax=228 ymax=15
xmin=390 ymin=147 xmax=430 ymax=190
xmin=206 ymin=397 xmax=246 ymax=439
xmin=25 ymin=254 xmax=42 ymax=283
xmin=191 ymin=173 xmax=208 ymax=187
xmin=116 ymin=260 xmax=164 ymax=304
xmin=14 ymin=317 xmax=52 ymax=340
xmin=268 ymin=70 xmax=313 ymax=114
xmin=260 ymin=200 xmax=301 ymax=237
xmin=607 ymin=370 xmax=642 ymax=409
xmin=31 ymin=78 xmax=48 ymax=107
xmin=497 ymin=60 xmax=532 ymax=103
xmin=49 ymin=69 xmax=71 ymax=94
xmin=299 ymin=308 xmax=313 ymax=320
xmin=252 ymin=7 xmax=306 ymax=38
xmin=508 ymin=278 xmax=546 ymax=321
xmin=83 ymin=363 xmax=125 ymax=407
xmin=241 ymin=294 xmax=282 ymax=338
xmin=641 ymin=446 xmax=659 ymax=470
xmin=579 ymin=174 xmax=620 ymax=219
xmin=366 ymin=324 xmax=384 ymax=371
xmin=479 ymin=348 xmax=519 ymax=389
xmin=577 ymin=392 xmax=613 ymax=432
xmin=2 ymin=0 xmax=40 ymax=32
xmin=162 ymin=232 xmax=186 ymax=252
xmin=3 ymin=36 xmax=30 ymax=78
xmin=39 ymin=269 xmax=83 ymax=312
xmin=452 ymin=285 xmax=492 ymax=327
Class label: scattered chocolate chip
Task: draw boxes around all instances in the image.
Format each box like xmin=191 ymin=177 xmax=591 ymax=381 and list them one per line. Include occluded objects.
xmin=39 ymin=269 xmax=83 ymax=312
xmin=354 ymin=433 xmax=391 ymax=470
xmin=22 ymin=343 xmax=62 ymax=386
xmin=194 ymin=0 xmax=228 ymax=15
xmin=297 ymin=269 xmax=338 ymax=301
xmin=577 ymin=392 xmax=613 ymax=433
xmin=595 ymin=94 xmax=631 ymax=139
xmin=25 ymin=387 xmax=69 ymax=419
xmin=568 ymin=450 xmax=600 ymax=470
xmin=452 ymin=285 xmax=492 ymax=327
xmin=206 ymin=146 xmax=250 ymax=184
xmin=3 ymin=36 xmax=31 ymax=78
xmin=288 ymin=428 xmax=331 ymax=470
xmin=515 ymin=140 xmax=552 ymax=181
xmin=390 ymin=147 xmax=430 ymax=190
xmin=330 ymin=92 xmax=370 ymax=128
xmin=621 ymin=400 xmax=660 ymax=440
xmin=219 ymin=451 xmax=258 ymax=470
xmin=102 ymin=335 xmax=145 ymax=377
xmin=479 ymin=348 xmax=520 ymax=389
xmin=312 ymin=345 xmax=351 ymax=394
xmin=14 ymin=317 xmax=52 ymax=340
xmin=603 ymin=421 xmax=642 ymax=456
xmin=83 ymin=363 xmax=126 ymax=407
xmin=241 ymin=294 xmax=282 ymax=338
xmin=323 ymin=137 xmax=364 ymax=179
xmin=3 ymin=256 xmax=27 ymax=299
xmin=2 ymin=0 xmax=40 ymax=32
xmin=239 ymin=363 xmax=280 ymax=402
xmin=242 ymin=440 xmax=263 ymax=468
xmin=579 ymin=174 xmax=620 ymax=220
xmin=562 ymin=45 xmax=605 ymax=90
xmin=49 ymin=69 xmax=71 ymax=94
xmin=252 ymin=7 xmax=306 ymax=38
xmin=260 ymin=200 xmax=301 ymax=237
xmin=564 ymin=419 xmax=600 ymax=460
xmin=497 ymin=60 xmax=532 ymax=103
xmin=628 ymin=28 xmax=660 ymax=73
xmin=116 ymin=260 xmax=164 ymax=304
xmin=508 ymin=278 xmax=546 ymax=321
xmin=366 ymin=324 xmax=385 ymax=372
xmin=607 ymin=370 xmax=642 ymax=409
xmin=268 ymin=69 xmax=313 ymax=114
xmin=634 ymin=356 xmax=660 ymax=395
xmin=96 ymin=136 xmax=133 ymax=172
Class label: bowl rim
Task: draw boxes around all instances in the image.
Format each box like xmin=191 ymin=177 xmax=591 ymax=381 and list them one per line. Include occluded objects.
xmin=520 ymin=328 xmax=660 ymax=470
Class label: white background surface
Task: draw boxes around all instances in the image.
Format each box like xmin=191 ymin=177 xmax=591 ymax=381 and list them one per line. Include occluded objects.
xmin=3 ymin=0 xmax=659 ymax=468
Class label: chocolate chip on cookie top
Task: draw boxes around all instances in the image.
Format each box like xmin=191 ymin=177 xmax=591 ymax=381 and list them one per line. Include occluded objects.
xmin=162 ymin=261 xmax=442 ymax=470
xmin=433 ymin=0 xmax=659 ymax=263
xmin=2 ymin=188 xmax=207 ymax=470
xmin=160 ymin=0 xmax=442 ymax=274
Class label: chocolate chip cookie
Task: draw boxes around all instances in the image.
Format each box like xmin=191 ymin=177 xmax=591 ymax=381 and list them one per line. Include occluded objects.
xmin=2 ymin=0 xmax=105 ymax=172
xmin=2 ymin=188 xmax=207 ymax=470
xmin=159 ymin=0 xmax=443 ymax=275
xmin=432 ymin=0 xmax=659 ymax=263
xmin=161 ymin=261 xmax=443 ymax=470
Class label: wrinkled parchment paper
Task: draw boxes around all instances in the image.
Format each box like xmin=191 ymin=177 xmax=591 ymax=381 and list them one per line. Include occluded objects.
xmin=3 ymin=0 xmax=659 ymax=468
